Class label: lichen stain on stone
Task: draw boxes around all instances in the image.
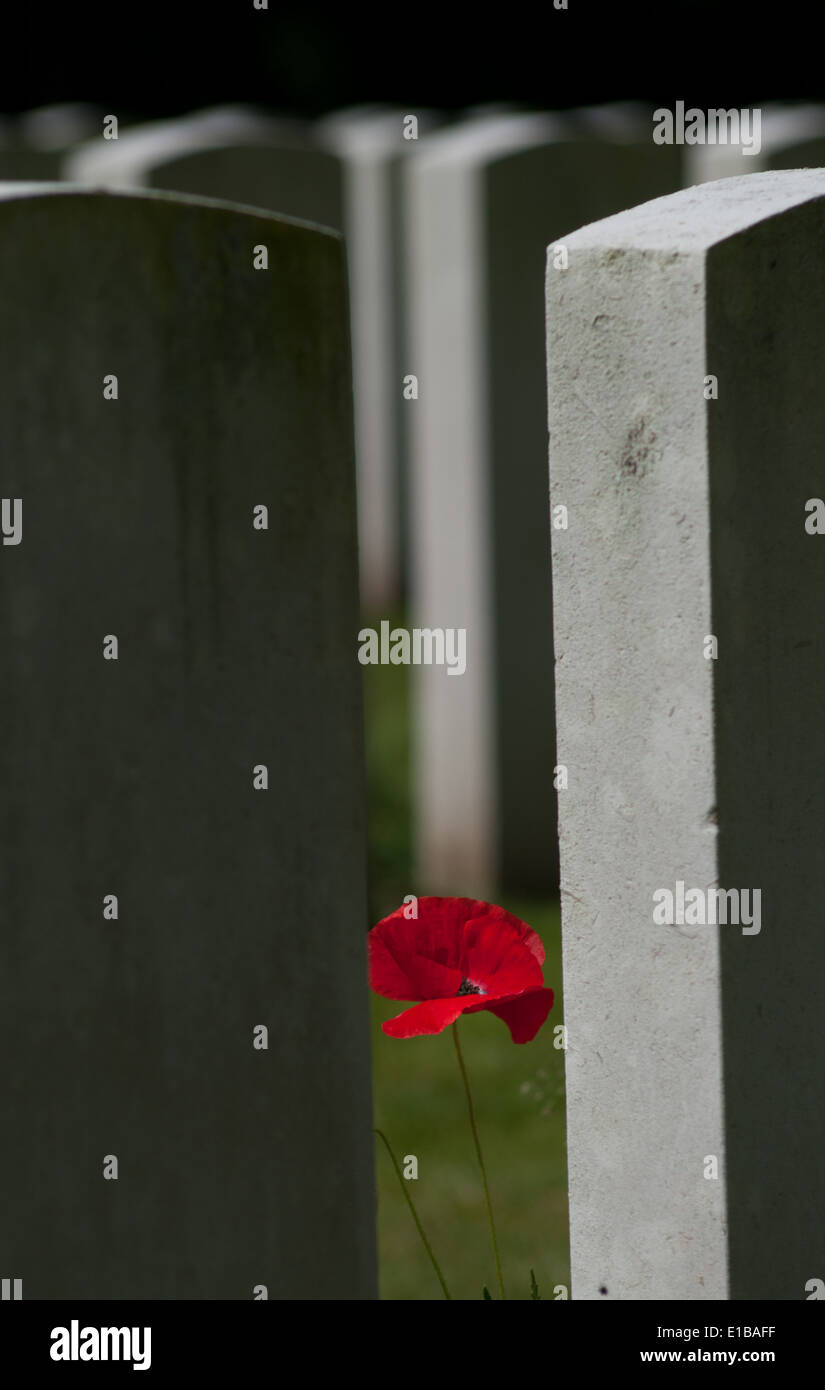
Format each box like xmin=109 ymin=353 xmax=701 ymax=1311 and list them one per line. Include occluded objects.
xmin=617 ymin=414 xmax=658 ymax=484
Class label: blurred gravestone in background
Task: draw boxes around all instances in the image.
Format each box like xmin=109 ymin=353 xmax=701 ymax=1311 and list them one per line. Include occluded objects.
xmin=405 ymin=109 xmax=681 ymax=897
xmin=64 ymin=107 xmax=344 ymax=230
xmin=0 ymin=104 xmax=121 ymax=180
xmin=316 ymin=105 xmax=441 ymax=610
xmin=17 ymin=102 xmax=102 ymax=150
xmin=684 ymin=101 xmax=825 ymax=183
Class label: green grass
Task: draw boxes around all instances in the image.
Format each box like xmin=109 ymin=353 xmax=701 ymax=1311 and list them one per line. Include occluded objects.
xmin=362 ymin=619 xmax=570 ymax=1300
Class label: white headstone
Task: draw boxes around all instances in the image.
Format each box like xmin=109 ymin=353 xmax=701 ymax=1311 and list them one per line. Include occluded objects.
xmin=684 ymin=102 xmax=825 ymax=183
xmin=406 ymin=113 xmax=681 ymax=894
xmin=317 ymin=107 xmax=440 ymax=609
xmin=0 ymin=184 xmax=375 ymax=1298
xmin=548 ymin=169 xmax=825 ymax=1299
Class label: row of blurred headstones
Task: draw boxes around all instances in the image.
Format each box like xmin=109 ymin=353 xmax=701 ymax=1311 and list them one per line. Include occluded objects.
xmin=6 ymin=99 xmax=825 ymax=898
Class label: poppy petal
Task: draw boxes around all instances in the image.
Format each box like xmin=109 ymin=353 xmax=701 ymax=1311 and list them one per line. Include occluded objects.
xmin=462 ymin=908 xmax=545 ymax=966
xmin=368 ymin=930 xmax=464 ymax=1000
xmin=516 ymin=924 xmax=545 ymax=965
xmin=462 ymin=919 xmax=545 ymax=993
xmin=368 ymin=906 xmax=464 ymax=988
xmin=482 ymin=959 xmax=545 ymax=999
xmin=368 ymin=929 xmax=423 ymax=998
xmin=382 ymin=996 xmax=473 ymax=1038
xmin=467 ymin=987 xmax=554 ymax=1043
xmin=370 ymin=897 xmax=541 ymax=979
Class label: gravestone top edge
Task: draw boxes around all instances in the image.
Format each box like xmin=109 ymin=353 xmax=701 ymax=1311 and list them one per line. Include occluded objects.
xmin=753 ymin=101 xmax=825 ymax=148
xmin=550 ymin=167 xmax=825 ymax=255
xmin=63 ymin=114 xmax=319 ymax=183
xmin=408 ymin=112 xmax=575 ymax=170
xmin=0 ymin=181 xmax=345 ymax=240
xmin=316 ymin=107 xmax=440 ymax=156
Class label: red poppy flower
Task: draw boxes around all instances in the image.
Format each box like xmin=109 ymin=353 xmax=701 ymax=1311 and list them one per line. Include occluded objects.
xmin=369 ymin=897 xmax=554 ymax=1043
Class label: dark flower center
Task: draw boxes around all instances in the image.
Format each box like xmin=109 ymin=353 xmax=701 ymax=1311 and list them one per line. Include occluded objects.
xmin=456 ymin=977 xmax=484 ymax=996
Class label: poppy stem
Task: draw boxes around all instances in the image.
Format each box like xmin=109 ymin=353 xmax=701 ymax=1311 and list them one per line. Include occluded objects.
xmin=374 ymin=1127 xmax=452 ymax=1300
xmin=452 ymin=1022 xmax=507 ymax=1300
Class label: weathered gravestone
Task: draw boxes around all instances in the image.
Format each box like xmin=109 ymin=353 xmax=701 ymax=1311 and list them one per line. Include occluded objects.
xmin=548 ymin=169 xmax=825 ymax=1299
xmin=405 ymin=113 xmax=681 ymax=896
xmin=0 ymin=184 xmax=375 ymax=1299
xmin=64 ymin=113 xmax=363 ymax=607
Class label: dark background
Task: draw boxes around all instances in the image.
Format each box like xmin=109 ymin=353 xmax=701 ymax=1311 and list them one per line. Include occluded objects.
xmin=0 ymin=1 xmax=816 ymax=119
